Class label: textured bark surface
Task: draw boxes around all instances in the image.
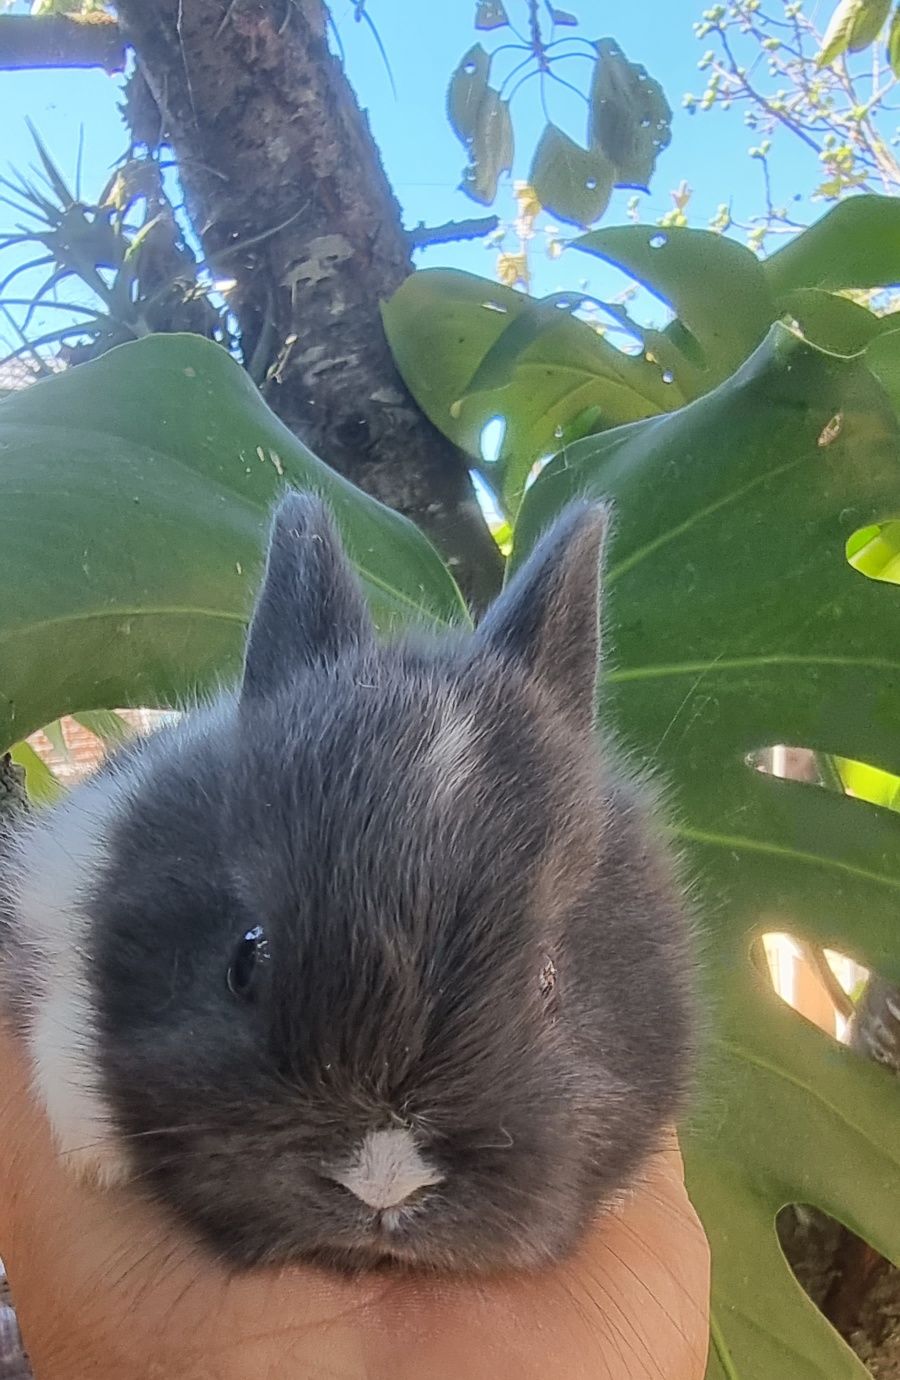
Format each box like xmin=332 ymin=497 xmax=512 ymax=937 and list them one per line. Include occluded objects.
xmin=113 ymin=0 xmax=502 ymax=608
xmin=0 ymin=756 xmax=27 ymax=818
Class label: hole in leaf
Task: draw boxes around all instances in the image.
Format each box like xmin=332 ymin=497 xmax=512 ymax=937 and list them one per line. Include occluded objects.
xmin=661 ymin=369 xmax=675 ymax=384
xmin=818 ymin=413 xmax=843 ymax=447
xmin=585 ymin=177 xmax=598 ymax=190
xmin=761 ymin=931 xmax=861 ymax=1038
xmin=777 ymin=1205 xmax=900 ymax=1362
xmin=479 ymin=414 xmax=506 ymax=463
xmin=25 ymin=711 xmax=172 ymax=788
xmin=481 ymin=300 xmax=508 ymax=313
xmin=470 ymin=471 xmax=508 ymax=550
xmin=524 ymin=456 xmax=550 ymax=492
xmin=649 ymin=232 xmax=667 ymax=248
xmin=464 ymin=61 xmax=477 ymax=74
xmin=748 ymin=743 xmax=900 ymax=813
xmin=847 ymin=520 xmax=900 ymax=585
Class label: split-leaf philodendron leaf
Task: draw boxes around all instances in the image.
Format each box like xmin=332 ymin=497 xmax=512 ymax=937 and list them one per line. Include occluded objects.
xmin=513 ymin=324 xmax=900 ymax=1380
xmin=384 ymin=196 xmax=900 ymax=522
xmin=0 ymin=334 xmax=467 ymax=748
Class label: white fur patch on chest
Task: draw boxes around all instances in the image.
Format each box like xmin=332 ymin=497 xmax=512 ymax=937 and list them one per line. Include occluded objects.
xmin=331 ymin=1127 xmax=444 ymax=1210
xmin=9 ymin=772 xmax=133 ymax=1187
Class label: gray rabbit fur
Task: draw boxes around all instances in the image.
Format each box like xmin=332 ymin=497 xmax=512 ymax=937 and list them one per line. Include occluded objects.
xmin=0 ymin=492 xmax=695 ymax=1273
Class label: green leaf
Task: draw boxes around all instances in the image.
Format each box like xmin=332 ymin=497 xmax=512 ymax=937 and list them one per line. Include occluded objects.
xmin=529 ymin=124 xmax=615 ymax=229
xmin=447 ymin=44 xmax=491 ymax=144
xmin=817 ymin=0 xmax=864 ymax=63
xmin=764 ymin=194 xmax=900 ymax=295
xmin=889 ymin=5 xmax=900 ymax=75
xmin=847 ymin=517 xmax=900 ymax=581
xmin=0 ymin=334 xmax=466 ymax=749
xmin=474 ymin=0 xmax=508 ymax=29
xmin=835 ymin=753 xmax=900 ymax=808
xmin=24 ymin=118 xmax=74 ymax=209
xmin=8 ymin=740 xmax=61 ymax=804
xmin=461 ymin=89 xmax=513 ymax=206
xmin=588 ymin=38 xmax=672 ymax=189
xmin=572 ymin=223 xmax=776 ymax=383
xmin=452 ymin=287 xmax=693 ymax=422
xmin=447 ymin=45 xmax=512 ymax=207
xmin=72 ymin=709 xmax=130 ymax=744
xmin=382 ymin=269 xmax=675 ymax=510
xmin=451 ymin=291 xmax=596 ymax=398
xmin=817 ymin=0 xmax=891 ymax=60
xmin=779 ymin=286 xmax=884 ymax=354
xmin=513 ymin=325 xmax=900 ymax=1379
xmin=865 ymin=326 xmax=900 ymax=416
xmin=848 ymin=0 xmax=892 ymax=49
xmin=41 ymin=718 xmax=70 ymax=762
xmin=548 ymin=7 xmax=578 ymax=24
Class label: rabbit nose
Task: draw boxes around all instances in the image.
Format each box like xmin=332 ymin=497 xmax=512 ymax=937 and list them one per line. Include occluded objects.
xmin=330 ymin=1127 xmax=444 ymax=1210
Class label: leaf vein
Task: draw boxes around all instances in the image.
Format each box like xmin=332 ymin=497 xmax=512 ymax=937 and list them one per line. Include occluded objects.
xmin=676 ymin=823 xmax=900 ymax=892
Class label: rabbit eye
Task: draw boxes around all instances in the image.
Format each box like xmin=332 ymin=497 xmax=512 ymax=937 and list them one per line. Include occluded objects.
xmin=538 ymin=956 xmax=557 ymax=1002
xmin=227 ymin=925 xmax=269 ymax=998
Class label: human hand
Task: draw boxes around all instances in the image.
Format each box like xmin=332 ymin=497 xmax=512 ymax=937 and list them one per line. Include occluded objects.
xmin=0 ymin=1023 xmax=709 ymax=1380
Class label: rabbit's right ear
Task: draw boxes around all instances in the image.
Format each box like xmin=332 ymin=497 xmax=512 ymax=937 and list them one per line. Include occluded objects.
xmin=475 ymin=501 xmax=610 ymax=736
xmin=240 ymin=492 xmax=374 ymax=701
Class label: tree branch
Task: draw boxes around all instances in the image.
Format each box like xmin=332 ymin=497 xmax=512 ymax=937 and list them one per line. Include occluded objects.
xmin=716 ymin=26 xmax=822 ymax=155
xmin=114 ymin=0 xmax=503 ymax=609
xmin=0 ymin=15 xmax=126 ymax=72
xmin=407 ymin=215 xmax=500 ymax=249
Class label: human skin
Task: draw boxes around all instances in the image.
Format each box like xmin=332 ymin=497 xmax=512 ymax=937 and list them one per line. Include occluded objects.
xmin=0 ymin=1024 xmax=710 ymax=1380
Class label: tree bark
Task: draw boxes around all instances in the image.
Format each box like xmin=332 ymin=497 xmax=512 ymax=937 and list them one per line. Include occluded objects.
xmin=113 ymin=0 xmax=503 ymax=608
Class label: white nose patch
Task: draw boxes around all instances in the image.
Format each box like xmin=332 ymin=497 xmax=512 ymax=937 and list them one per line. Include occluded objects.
xmin=331 ymin=1127 xmax=444 ymax=1210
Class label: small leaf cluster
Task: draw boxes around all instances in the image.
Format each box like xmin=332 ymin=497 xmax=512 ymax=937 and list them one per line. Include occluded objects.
xmin=447 ymin=4 xmax=671 ymax=229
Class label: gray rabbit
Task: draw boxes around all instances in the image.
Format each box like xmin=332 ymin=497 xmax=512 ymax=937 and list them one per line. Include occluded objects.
xmin=1 ymin=493 xmax=695 ymax=1273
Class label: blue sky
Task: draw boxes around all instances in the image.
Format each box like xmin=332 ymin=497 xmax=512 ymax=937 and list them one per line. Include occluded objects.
xmin=332 ymin=1 xmax=827 ymax=277
xmin=0 ymin=1 xmax=834 ymax=342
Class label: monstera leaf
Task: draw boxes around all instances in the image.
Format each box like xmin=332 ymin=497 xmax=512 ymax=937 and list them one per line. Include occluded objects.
xmin=384 ymin=198 xmax=900 ymax=518
xmin=512 ymin=325 xmax=900 ymax=1380
xmin=572 ymin=196 xmax=900 ymax=380
xmin=0 ymin=335 xmax=466 ymax=749
xmin=382 ymin=269 xmax=672 ymax=510
xmin=572 ymin=223 xmax=777 ymax=385
xmin=763 ymin=194 xmax=900 ymax=295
